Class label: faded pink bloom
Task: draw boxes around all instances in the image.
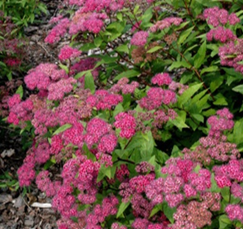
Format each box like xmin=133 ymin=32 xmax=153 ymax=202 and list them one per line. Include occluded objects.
xmin=150 ymin=17 xmax=183 ymax=32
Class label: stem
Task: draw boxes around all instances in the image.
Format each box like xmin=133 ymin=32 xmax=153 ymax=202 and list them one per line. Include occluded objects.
xmin=114 ymin=157 xmax=135 ymax=165
xmin=183 ymin=0 xmax=196 ymax=27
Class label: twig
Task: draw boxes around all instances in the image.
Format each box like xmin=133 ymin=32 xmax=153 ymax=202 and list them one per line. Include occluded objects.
xmin=36 ymin=41 xmax=56 ymax=61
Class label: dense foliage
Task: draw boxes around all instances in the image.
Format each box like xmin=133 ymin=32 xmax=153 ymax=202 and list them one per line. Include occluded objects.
xmin=2 ymin=0 xmax=243 ymax=228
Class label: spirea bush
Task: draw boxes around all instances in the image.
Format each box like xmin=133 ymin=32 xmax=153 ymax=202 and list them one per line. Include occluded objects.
xmin=5 ymin=0 xmax=243 ymax=228
xmin=0 ymin=11 xmax=26 ymax=81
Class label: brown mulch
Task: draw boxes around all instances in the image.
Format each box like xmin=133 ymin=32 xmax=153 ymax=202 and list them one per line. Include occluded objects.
xmin=0 ymin=1 xmax=65 ymax=228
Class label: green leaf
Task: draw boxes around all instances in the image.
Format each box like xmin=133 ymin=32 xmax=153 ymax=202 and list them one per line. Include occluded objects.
xmin=44 ymin=158 xmax=56 ymax=170
xmin=126 ymin=131 xmax=155 ymax=162
xmin=114 ymin=70 xmax=140 ymax=81
xmin=53 ymin=124 xmax=72 ymax=135
xmin=162 ymin=202 xmax=176 ymax=223
xmin=232 ymin=84 xmax=243 ymax=94
xmin=141 ymin=6 xmax=153 ymax=27
xmin=147 ymin=46 xmax=163 ymax=53
xmin=177 ymin=26 xmax=194 ymax=44
xmin=59 ymin=63 xmax=69 ymax=73
xmin=221 ymin=187 xmax=230 ymax=202
xmin=201 ymin=66 xmax=218 ymax=75
xmin=82 ymin=144 xmax=96 ymax=161
xmin=177 ymin=83 xmax=202 ymax=107
xmin=94 ymin=37 xmax=103 ymax=47
xmin=154 ymin=148 xmax=169 ymax=164
xmin=117 ymin=12 xmax=123 ymax=21
xmin=115 ymin=44 xmax=129 ymax=54
xmin=84 ymin=72 xmax=95 ymax=93
xmin=169 ymin=110 xmax=189 ymax=130
xmin=80 ymin=43 xmax=96 ymax=51
xmin=213 ymin=94 xmax=228 ymax=106
xmin=210 ymin=76 xmax=224 ymax=92
xmin=113 ymin=104 xmax=124 ymax=117
xmin=116 ymin=201 xmax=130 ymax=218
xmin=194 ymin=41 xmax=206 ymax=69
xmin=15 ymin=85 xmax=23 ymax=99
xmin=219 ymin=215 xmax=232 ymax=229
xmin=228 ymin=118 xmax=243 ymax=147
xmin=150 ymin=204 xmax=163 ymax=218
xmin=171 ymin=145 xmax=181 ymax=157
xmin=210 ymin=174 xmax=221 ymax=192
xmin=192 ymin=113 xmax=204 ymax=123
xmin=133 ymin=4 xmax=140 ymax=14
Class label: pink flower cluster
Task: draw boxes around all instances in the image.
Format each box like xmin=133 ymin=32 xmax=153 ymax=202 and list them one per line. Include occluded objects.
xmin=114 ymin=112 xmax=136 ymax=139
xmin=116 ymin=164 xmax=130 ymax=182
xmin=62 ymin=122 xmax=84 ymax=148
xmin=111 ymin=223 xmax=127 ymax=229
xmin=47 ymin=77 xmax=77 ymax=101
xmin=169 ymin=81 xmax=188 ymax=95
xmin=85 ymin=118 xmax=112 ymax=148
xmin=172 ymin=201 xmax=212 ymax=228
xmin=110 ymin=77 xmax=139 ymax=94
xmin=206 ymin=26 xmax=236 ymax=43
xmin=17 ymin=151 xmax=36 ymax=187
xmin=213 ymin=159 xmax=243 ymax=188
xmin=152 ymin=109 xmax=177 ymax=128
xmin=69 ymin=10 xmax=107 ymax=35
xmin=207 ymin=108 xmax=234 ymax=136
xmin=203 ymin=7 xmax=240 ymax=27
xmin=53 ymin=155 xmax=100 ymax=218
xmin=119 ymin=173 xmax=155 ymax=218
xmin=4 ymin=58 xmax=21 ymax=67
xmin=231 ymin=182 xmax=243 ymax=203
xmin=218 ymin=39 xmax=243 ymax=74
xmin=7 ymin=95 xmax=33 ymax=125
xmin=69 ymin=58 xmax=99 ymax=83
xmin=67 ymin=0 xmax=125 ymax=12
xmin=86 ymin=89 xmax=123 ymax=110
xmin=151 ymin=73 xmax=172 ymax=86
xmin=138 ymin=87 xmax=177 ymax=110
xmin=150 ymin=17 xmax=183 ymax=32
xmin=58 ymin=45 xmax=81 ymax=61
xmin=55 ymin=90 xmax=92 ymax=125
xmin=36 ymin=171 xmax=61 ymax=197
xmin=145 ymin=158 xmax=214 ymax=209
xmin=182 ymin=108 xmax=239 ymax=165
xmin=131 ymin=31 xmax=149 ymax=47
xmin=45 ymin=18 xmax=70 ymax=44
xmin=225 ymin=204 xmax=243 ymax=223
xmin=24 ymin=63 xmax=68 ymax=90
xmin=132 ymin=217 xmax=169 ymax=229
xmin=86 ymin=196 xmax=119 ymax=228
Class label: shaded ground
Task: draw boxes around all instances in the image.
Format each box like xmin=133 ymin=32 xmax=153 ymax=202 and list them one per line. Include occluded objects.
xmin=0 ymin=0 xmax=64 ymax=228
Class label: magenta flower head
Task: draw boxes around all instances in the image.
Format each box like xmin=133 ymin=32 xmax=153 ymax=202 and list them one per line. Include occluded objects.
xmin=131 ymin=31 xmax=149 ymax=47
xmin=58 ymin=45 xmax=81 ymax=61
xmin=151 ymin=73 xmax=172 ymax=86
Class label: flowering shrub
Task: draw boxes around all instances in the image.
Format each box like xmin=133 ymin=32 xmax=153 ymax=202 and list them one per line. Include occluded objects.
xmin=0 ymin=11 xmax=25 ymax=81
xmin=5 ymin=0 xmax=243 ymax=228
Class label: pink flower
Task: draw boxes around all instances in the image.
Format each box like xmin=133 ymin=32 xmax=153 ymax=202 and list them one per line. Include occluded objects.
xmin=151 ymin=73 xmax=172 ymax=86
xmin=58 ymin=45 xmax=81 ymax=61
xmin=150 ymin=17 xmax=183 ymax=32
xmin=131 ymin=31 xmax=149 ymax=47
xmin=98 ymin=134 xmax=117 ymax=153
xmin=7 ymin=94 xmax=21 ymax=108
xmin=114 ymin=112 xmax=136 ymax=139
